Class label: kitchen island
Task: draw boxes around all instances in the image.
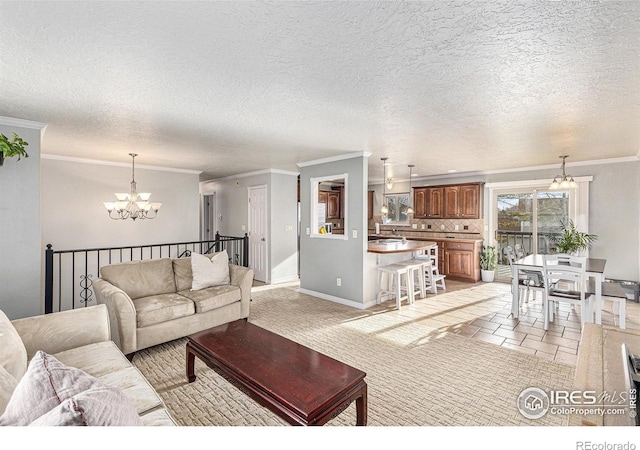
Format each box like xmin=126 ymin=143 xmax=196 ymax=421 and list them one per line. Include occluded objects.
xmin=369 ymin=234 xmax=483 ymax=282
xmin=364 ymin=239 xmax=438 ymax=307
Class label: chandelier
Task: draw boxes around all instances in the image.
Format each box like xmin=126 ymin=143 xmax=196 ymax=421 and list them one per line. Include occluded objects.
xmin=549 ymin=155 xmax=577 ymax=190
xmin=380 ymin=157 xmax=389 ymax=215
xmin=103 ymin=153 xmax=162 ymax=220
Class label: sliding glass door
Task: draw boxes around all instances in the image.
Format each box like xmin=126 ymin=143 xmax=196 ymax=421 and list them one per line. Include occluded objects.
xmin=493 ymin=188 xmax=571 ymax=281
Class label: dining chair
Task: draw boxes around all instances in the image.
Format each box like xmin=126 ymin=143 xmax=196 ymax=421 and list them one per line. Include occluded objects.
xmin=542 ymin=253 xmax=590 ymax=331
xmin=504 ymin=246 xmax=544 ymax=306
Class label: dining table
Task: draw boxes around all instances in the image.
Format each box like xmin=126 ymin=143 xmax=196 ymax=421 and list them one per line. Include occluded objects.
xmin=510 ymin=254 xmax=607 ymax=324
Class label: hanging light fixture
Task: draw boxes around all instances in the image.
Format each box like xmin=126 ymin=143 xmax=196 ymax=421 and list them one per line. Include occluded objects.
xmin=406 ymin=164 xmax=415 ymax=214
xmin=386 ymin=178 xmax=394 ymax=190
xmin=103 ymin=153 xmax=162 ymax=220
xmin=549 ymin=155 xmax=578 ymax=190
xmin=380 ymin=157 xmax=389 ymax=215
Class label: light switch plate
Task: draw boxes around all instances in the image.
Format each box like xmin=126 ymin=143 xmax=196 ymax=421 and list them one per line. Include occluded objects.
xmin=352 ymin=229 xmax=357 ymax=238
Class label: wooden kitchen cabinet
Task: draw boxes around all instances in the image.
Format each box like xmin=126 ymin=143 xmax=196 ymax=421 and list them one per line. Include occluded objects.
xmin=413 ymin=183 xmax=480 ymax=219
xmin=368 ymin=190 xmax=374 ymax=219
xmin=444 ymin=183 xmax=482 ymax=219
xmin=426 ymin=187 xmax=444 ymax=218
xmin=443 ymin=240 xmax=481 ymax=282
xmin=326 ymin=191 xmax=340 ymax=219
xmin=412 ymin=187 xmax=427 ymax=218
xmin=413 ymin=186 xmax=443 ymax=218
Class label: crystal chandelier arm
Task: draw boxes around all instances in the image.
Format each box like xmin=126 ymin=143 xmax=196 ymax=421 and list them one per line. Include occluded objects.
xmin=103 ymin=153 xmax=161 ymax=220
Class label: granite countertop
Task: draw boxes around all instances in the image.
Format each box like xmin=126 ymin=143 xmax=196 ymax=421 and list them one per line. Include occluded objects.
xmin=367 ymin=239 xmax=438 ymax=254
xmin=368 ymin=234 xmax=483 ymax=244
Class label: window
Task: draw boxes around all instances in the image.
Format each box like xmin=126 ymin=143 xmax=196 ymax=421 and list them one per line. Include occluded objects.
xmin=310 ymin=174 xmax=348 ymax=240
xmin=383 ymin=193 xmax=410 ymax=225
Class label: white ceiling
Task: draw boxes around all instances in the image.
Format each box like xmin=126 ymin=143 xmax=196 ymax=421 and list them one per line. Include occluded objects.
xmin=1 ymin=1 xmax=639 ymax=182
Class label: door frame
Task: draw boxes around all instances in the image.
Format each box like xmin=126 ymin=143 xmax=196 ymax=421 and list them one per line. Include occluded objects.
xmin=486 ymin=177 xmax=592 ymax=281
xmin=248 ymin=184 xmax=268 ymax=283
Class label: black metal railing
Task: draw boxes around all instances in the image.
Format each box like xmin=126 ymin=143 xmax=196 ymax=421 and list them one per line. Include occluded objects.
xmin=495 ymin=230 xmax=562 ymax=264
xmin=44 ymin=232 xmax=249 ymax=314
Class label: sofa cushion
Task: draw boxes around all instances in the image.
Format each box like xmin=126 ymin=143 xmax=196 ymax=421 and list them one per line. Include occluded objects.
xmin=133 ymin=292 xmax=195 ymax=328
xmin=178 ymin=284 xmax=241 ymax=314
xmin=0 ymin=351 xmax=108 ymax=425
xmin=0 ymin=365 xmax=18 ymax=416
xmin=0 ymin=310 xmax=27 ymax=381
xmin=53 ymin=341 xmax=132 ymax=379
xmin=53 ymin=341 xmax=164 ymax=416
xmin=191 ymin=251 xmax=230 ymax=290
xmin=29 ymin=385 xmax=143 ymax=426
xmin=100 ymin=258 xmax=177 ymax=300
xmin=141 ymin=408 xmax=178 ymax=426
xmin=173 ymin=257 xmax=194 ymax=291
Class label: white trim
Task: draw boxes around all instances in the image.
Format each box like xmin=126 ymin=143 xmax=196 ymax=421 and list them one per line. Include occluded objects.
xmin=397 ymin=157 xmax=635 ymax=185
xmin=210 ymin=168 xmax=299 ymax=182
xmin=297 ymin=288 xmax=371 ymax=310
xmin=270 ymin=276 xmax=300 ymax=285
xmin=485 ymin=176 xmax=593 ymax=189
xmin=310 ymin=173 xmax=349 ymax=240
xmin=0 ymin=116 xmax=47 ymax=130
xmin=486 ymin=178 xmax=591 ymax=257
xmin=297 ymin=151 xmax=371 ymax=168
xmin=40 ymin=154 xmax=202 ymax=174
xmin=248 ymin=184 xmax=269 ymax=283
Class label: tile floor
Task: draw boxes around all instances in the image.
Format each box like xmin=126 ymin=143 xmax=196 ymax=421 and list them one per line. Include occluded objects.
xmin=388 ymin=279 xmax=640 ymax=366
xmin=255 ymin=278 xmax=640 ymax=366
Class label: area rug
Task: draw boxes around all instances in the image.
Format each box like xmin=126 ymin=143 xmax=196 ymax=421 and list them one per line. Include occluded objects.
xmin=133 ymin=286 xmax=575 ymax=426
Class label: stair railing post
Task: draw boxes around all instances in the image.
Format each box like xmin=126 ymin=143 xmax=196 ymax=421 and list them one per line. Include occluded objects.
xmin=45 ymin=244 xmax=54 ymax=314
xmin=214 ymin=231 xmax=221 ymax=253
xmin=243 ymin=233 xmax=249 ymax=267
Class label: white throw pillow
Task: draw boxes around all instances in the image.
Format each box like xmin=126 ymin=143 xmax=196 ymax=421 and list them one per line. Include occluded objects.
xmin=190 ymin=251 xmax=230 ymax=290
xmin=0 ymin=351 xmax=141 ymax=426
xmin=30 ymin=386 xmax=143 ymax=426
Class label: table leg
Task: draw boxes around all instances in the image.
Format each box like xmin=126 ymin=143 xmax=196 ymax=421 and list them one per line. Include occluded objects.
xmin=511 ymin=265 xmax=519 ymax=319
xmin=595 ymin=273 xmax=602 ymax=324
xmin=356 ymin=383 xmax=368 ymax=426
xmin=186 ymin=344 xmax=196 ymax=383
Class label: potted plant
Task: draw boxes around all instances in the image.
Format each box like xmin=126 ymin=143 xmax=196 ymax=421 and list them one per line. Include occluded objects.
xmin=480 ymin=245 xmax=497 ymax=282
xmin=550 ymin=219 xmax=598 ymax=255
xmin=0 ymin=133 xmax=29 ymax=166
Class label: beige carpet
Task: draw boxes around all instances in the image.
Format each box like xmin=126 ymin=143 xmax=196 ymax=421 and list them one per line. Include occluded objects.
xmin=133 ymin=286 xmax=575 ymax=426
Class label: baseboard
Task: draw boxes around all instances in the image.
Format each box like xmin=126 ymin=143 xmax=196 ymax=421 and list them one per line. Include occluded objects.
xmin=297 ymin=288 xmax=374 ymax=310
xmin=270 ymin=276 xmax=300 ymax=285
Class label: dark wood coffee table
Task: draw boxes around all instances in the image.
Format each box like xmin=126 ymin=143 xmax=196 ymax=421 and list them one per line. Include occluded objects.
xmin=186 ymin=320 xmax=367 ymax=426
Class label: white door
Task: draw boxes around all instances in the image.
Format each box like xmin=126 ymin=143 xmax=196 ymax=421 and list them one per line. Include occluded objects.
xmin=248 ymin=185 xmax=268 ymax=282
xmin=201 ymin=194 xmax=216 ymax=241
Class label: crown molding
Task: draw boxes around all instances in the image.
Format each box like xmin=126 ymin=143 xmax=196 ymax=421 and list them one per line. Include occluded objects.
xmin=40 ymin=154 xmax=202 ymax=174
xmin=373 ymin=156 xmax=639 ymax=185
xmin=297 ymin=151 xmax=372 ymax=168
xmin=0 ymin=116 xmax=47 ymax=131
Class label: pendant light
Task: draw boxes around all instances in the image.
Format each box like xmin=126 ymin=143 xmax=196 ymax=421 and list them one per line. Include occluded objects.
xmin=549 ymin=155 xmax=577 ymax=189
xmin=406 ymin=164 xmax=415 ymax=214
xmin=380 ymin=157 xmax=389 ymax=215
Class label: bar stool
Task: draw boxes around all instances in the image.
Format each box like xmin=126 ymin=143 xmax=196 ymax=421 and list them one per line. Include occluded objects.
xmin=376 ymin=263 xmax=415 ymax=309
xmin=415 ymin=246 xmax=446 ymax=293
xmin=396 ymin=259 xmax=430 ymax=300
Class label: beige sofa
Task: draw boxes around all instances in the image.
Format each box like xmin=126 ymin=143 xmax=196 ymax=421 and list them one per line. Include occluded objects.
xmin=0 ymin=304 xmax=176 ymax=425
xmin=93 ymin=256 xmax=254 ymax=356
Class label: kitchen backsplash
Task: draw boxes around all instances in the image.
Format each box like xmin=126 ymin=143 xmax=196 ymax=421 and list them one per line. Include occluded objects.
xmin=369 ymin=215 xmax=483 ymax=238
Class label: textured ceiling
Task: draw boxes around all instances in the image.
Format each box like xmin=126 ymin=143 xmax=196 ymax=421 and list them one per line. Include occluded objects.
xmin=1 ymin=1 xmax=639 ymax=182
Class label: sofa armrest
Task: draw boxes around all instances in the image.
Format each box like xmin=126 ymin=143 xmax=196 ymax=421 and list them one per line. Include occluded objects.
xmin=12 ymin=304 xmax=111 ymax=360
xmin=93 ymin=278 xmax=138 ymax=355
xmin=229 ymin=265 xmax=254 ymax=318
